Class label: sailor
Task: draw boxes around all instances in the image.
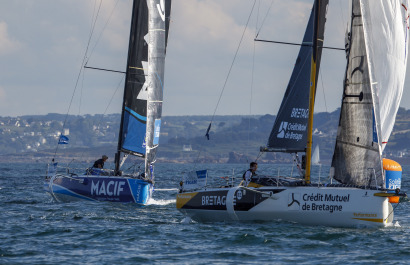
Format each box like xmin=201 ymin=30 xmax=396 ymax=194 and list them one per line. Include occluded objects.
xmin=242 ymin=162 xmax=258 ymax=186
xmin=93 ymin=155 xmax=108 ymax=169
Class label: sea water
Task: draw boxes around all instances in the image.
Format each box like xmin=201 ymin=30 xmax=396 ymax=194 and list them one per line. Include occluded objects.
xmin=0 ymin=162 xmax=409 ymax=264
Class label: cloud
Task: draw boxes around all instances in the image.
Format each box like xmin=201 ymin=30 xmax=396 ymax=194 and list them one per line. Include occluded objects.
xmin=82 ymin=1 xmax=133 ymax=52
xmin=0 ymin=22 xmax=21 ymax=55
xmin=171 ymin=1 xmax=246 ymax=52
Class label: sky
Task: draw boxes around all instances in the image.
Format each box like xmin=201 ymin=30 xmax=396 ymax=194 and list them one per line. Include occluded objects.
xmin=0 ymin=0 xmax=409 ymax=117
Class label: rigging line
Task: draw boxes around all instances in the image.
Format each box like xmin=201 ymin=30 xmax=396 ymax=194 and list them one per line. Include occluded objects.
xmin=254 ymin=151 xmax=263 ymax=162
xmin=247 ymin=0 xmax=260 ymax=163
xmin=53 ymin=0 xmax=103 ymax=160
xmin=79 ymin=66 xmax=85 ymax=115
xmin=90 ymin=0 xmax=99 ymax=40
xmin=255 ymin=39 xmax=345 ymax=51
xmin=384 ymin=200 xmax=402 ymax=222
xmin=86 ymin=0 xmax=121 ymax=65
xmin=338 ymin=0 xmax=346 ymax=34
xmin=255 ymin=0 xmax=274 ymax=38
xmin=192 ymin=136 xmax=207 ymax=171
xmin=79 ymin=75 xmax=125 ymax=162
xmin=209 ymin=0 xmax=257 ymax=125
xmin=84 ymin=66 xmax=125 ymax=74
xmin=256 ymin=0 xmax=260 ymax=30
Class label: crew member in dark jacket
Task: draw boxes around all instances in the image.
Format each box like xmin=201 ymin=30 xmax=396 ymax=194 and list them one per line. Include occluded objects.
xmin=93 ymin=155 xmax=108 ymax=169
xmin=243 ymin=162 xmax=258 ymax=186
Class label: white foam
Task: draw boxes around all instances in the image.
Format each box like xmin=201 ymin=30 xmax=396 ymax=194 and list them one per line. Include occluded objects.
xmin=394 ymin=221 xmax=401 ymax=228
xmin=181 ymin=216 xmax=192 ymax=224
xmin=155 ymin=188 xmax=178 ymax=191
xmin=147 ymin=198 xmax=176 ymax=205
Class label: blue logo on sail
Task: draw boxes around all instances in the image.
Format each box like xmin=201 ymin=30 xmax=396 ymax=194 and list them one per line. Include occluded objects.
xmin=372 ymin=111 xmax=378 ymax=143
xmin=153 ymin=119 xmax=161 ymax=145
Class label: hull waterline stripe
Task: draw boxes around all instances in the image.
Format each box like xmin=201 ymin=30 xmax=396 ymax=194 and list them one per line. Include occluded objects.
xmin=352 ymin=218 xmax=384 ymax=223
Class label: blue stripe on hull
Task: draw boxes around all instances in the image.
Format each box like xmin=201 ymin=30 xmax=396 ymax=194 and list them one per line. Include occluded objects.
xmin=45 ymin=176 xmax=152 ymax=205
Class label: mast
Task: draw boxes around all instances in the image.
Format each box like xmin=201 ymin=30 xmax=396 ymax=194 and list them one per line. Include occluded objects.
xmin=144 ymin=0 xmax=168 ymax=180
xmin=304 ymin=0 xmax=321 ymax=184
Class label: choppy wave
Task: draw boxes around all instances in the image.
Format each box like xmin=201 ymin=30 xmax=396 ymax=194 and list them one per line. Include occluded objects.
xmin=0 ymin=162 xmax=409 ymax=264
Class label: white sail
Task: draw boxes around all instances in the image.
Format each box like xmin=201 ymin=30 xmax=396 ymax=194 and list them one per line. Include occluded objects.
xmin=360 ymin=0 xmax=410 ymax=151
xmin=312 ymin=145 xmax=320 ymax=165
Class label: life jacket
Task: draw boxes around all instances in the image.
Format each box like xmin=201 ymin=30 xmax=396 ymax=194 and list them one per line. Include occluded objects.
xmin=242 ymin=169 xmax=252 ymax=180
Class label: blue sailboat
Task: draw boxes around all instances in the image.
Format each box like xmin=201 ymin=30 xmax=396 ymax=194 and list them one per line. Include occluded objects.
xmin=44 ymin=0 xmax=172 ymax=204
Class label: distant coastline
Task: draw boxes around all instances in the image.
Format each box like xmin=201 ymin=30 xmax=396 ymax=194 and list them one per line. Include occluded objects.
xmin=1 ymin=109 xmax=409 ymax=165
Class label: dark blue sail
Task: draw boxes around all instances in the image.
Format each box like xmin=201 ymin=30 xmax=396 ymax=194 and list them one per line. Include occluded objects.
xmin=115 ymin=0 xmax=172 ymax=173
xmin=265 ymin=1 xmax=328 ymax=152
xmin=118 ymin=0 xmax=149 ymax=158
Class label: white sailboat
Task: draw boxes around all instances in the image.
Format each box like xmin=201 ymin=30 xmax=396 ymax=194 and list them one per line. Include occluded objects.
xmin=176 ymin=0 xmax=408 ymax=227
xmin=312 ymin=145 xmax=320 ymax=165
xmin=44 ymin=0 xmax=172 ymax=204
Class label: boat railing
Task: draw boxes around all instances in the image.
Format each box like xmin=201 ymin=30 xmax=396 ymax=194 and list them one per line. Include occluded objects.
xmin=53 ymin=173 xmax=85 ymax=183
xmin=366 ymin=168 xmax=379 ymax=190
xmin=51 ymin=164 xmax=117 ymax=177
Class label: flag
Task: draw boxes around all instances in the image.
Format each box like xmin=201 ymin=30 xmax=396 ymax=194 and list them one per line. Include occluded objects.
xmin=58 ymin=134 xmax=69 ymax=144
xmin=205 ymin=123 xmax=212 ymax=140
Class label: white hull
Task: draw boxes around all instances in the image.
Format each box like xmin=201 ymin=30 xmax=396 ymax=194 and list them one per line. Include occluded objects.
xmin=177 ymin=186 xmax=395 ymax=227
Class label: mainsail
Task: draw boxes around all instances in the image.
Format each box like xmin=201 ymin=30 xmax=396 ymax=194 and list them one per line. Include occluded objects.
xmin=117 ymin=0 xmax=149 ymax=159
xmin=265 ymin=0 xmax=328 ymax=152
xmin=331 ymin=0 xmax=380 ymax=186
xmin=331 ymin=0 xmax=409 ymax=187
xmin=115 ymin=0 xmax=171 ymax=175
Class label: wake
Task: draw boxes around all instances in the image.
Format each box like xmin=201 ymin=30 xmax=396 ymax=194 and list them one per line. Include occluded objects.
xmin=155 ymin=188 xmax=178 ymax=191
xmin=147 ymin=198 xmax=176 ymax=206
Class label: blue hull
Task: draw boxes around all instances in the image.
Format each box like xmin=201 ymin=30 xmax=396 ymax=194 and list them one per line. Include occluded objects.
xmin=44 ymin=175 xmax=153 ymax=205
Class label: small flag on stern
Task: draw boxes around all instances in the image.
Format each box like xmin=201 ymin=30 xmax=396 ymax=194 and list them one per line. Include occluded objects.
xmin=58 ymin=134 xmax=69 ymax=144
